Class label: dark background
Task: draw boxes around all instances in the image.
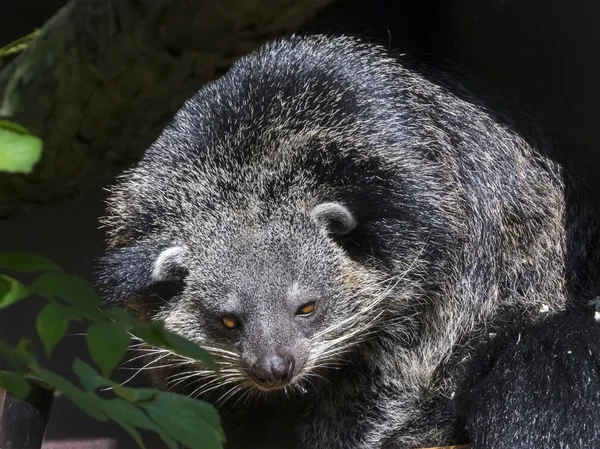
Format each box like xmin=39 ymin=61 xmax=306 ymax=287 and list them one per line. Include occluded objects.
xmin=1 ymin=0 xmax=599 ymax=447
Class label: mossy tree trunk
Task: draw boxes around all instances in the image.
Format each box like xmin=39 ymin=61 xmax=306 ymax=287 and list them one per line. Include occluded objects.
xmin=0 ymin=0 xmax=334 ymax=217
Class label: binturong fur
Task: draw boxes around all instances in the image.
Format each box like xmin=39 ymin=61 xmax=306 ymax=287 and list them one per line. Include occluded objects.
xmin=98 ymin=34 xmax=600 ymax=449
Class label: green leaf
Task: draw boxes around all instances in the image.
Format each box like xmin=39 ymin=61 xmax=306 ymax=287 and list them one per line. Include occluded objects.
xmin=36 ymin=369 xmax=106 ymax=421
xmin=138 ymin=390 xmax=224 ymax=449
xmin=0 ymin=275 xmax=30 ymax=309
xmin=86 ymin=322 xmax=131 ymax=377
xmin=31 ymin=272 xmax=101 ymax=316
xmin=131 ymin=388 xmax=157 ymax=402
xmin=0 ymin=120 xmax=30 ymax=135
xmin=101 ymin=399 xmax=146 ymax=448
xmin=102 ymin=306 xmax=137 ymax=326
xmin=162 ymin=330 xmax=218 ymax=371
xmin=112 ymin=384 xmax=135 ymax=402
xmin=0 ymin=123 xmax=42 ymax=173
xmin=0 ymin=340 xmax=37 ymax=371
xmin=16 ymin=339 xmax=37 ymax=360
xmin=0 ymin=371 xmax=30 ymax=399
xmin=102 ymin=398 xmax=178 ymax=449
xmin=72 ymin=360 xmax=138 ymax=411
xmin=131 ymin=321 xmax=170 ymax=347
xmin=107 ymin=414 xmax=145 ymax=448
xmin=133 ymin=322 xmax=217 ymax=371
xmin=0 ymin=30 xmax=40 ymax=58
xmin=0 ymin=251 xmax=61 ymax=272
xmin=72 ymin=358 xmax=112 ymax=392
xmin=36 ymin=302 xmax=73 ymax=356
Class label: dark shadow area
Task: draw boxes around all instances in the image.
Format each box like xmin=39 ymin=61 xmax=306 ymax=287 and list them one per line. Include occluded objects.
xmin=307 ymin=0 xmax=600 ymax=191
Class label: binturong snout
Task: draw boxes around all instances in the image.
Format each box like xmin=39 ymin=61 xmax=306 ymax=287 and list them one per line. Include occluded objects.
xmin=246 ymin=353 xmax=296 ymax=389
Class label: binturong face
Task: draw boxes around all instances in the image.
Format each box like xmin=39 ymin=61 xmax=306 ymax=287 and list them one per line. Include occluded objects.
xmin=148 ymin=202 xmax=370 ymax=395
xmin=101 ymin=198 xmax=391 ymax=400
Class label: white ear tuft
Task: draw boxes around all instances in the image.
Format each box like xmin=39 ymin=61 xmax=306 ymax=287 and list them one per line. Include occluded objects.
xmin=310 ymin=202 xmax=358 ymax=235
xmin=152 ymin=246 xmax=187 ymax=281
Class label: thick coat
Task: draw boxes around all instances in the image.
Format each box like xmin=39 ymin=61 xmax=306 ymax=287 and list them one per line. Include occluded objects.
xmin=99 ymin=34 xmax=600 ymax=449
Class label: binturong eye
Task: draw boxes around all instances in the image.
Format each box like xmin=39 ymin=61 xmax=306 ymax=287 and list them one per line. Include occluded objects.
xmin=222 ymin=315 xmax=240 ymax=330
xmin=296 ymin=301 xmax=316 ymax=316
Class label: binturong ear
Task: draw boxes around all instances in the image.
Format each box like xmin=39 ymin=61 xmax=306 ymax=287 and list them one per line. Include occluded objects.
xmin=310 ymin=202 xmax=358 ymax=235
xmin=96 ymin=243 xmax=188 ymax=305
xmin=152 ymin=246 xmax=188 ymax=282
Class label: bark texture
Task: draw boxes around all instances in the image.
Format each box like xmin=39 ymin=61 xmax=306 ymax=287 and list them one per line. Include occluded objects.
xmin=0 ymin=0 xmax=335 ymax=216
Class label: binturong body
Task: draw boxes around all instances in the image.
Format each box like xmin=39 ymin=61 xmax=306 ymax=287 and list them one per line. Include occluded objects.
xmin=99 ymin=34 xmax=600 ymax=449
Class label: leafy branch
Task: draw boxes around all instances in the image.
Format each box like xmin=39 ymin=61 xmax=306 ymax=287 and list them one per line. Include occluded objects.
xmin=0 ymin=110 xmax=224 ymax=449
xmin=0 ymin=30 xmax=40 ymax=59
xmin=0 ymin=251 xmax=224 ymax=449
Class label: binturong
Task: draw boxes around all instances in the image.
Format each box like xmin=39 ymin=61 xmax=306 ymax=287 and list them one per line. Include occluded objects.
xmin=98 ymin=34 xmax=600 ymax=449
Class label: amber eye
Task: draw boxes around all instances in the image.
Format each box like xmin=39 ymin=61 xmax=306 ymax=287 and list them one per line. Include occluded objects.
xmin=296 ymin=301 xmax=316 ymax=315
xmin=222 ymin=315 xmax=239 ymax=330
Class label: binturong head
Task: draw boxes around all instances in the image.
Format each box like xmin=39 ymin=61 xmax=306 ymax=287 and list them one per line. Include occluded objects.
xmin=157 ymin=202 xmax=360 ymax=393
xmin=99 ymin=197 xmax=383 ymax=396
xmin=98 ymin=35 xmax=447 ymax=399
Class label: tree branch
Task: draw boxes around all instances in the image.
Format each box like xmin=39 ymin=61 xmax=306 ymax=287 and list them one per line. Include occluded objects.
xmin=0 ymin=0 xmax=335 ymax=217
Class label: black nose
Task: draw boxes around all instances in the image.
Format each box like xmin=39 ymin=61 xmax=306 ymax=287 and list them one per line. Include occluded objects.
xmin=250 ymin=354 xmax=295 ymax=387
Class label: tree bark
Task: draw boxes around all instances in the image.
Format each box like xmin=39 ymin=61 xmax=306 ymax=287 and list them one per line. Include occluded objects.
xmin=0 ymin=0 xmax=335 ymax=217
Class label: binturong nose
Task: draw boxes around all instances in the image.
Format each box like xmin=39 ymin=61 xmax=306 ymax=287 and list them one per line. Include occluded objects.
xmin=250 ymin=353 xmax=295 ymax=388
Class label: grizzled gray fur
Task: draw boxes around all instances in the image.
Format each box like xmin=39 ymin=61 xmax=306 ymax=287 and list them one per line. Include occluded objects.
xmin=99 ymin=34 xmax=600 ymax=449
